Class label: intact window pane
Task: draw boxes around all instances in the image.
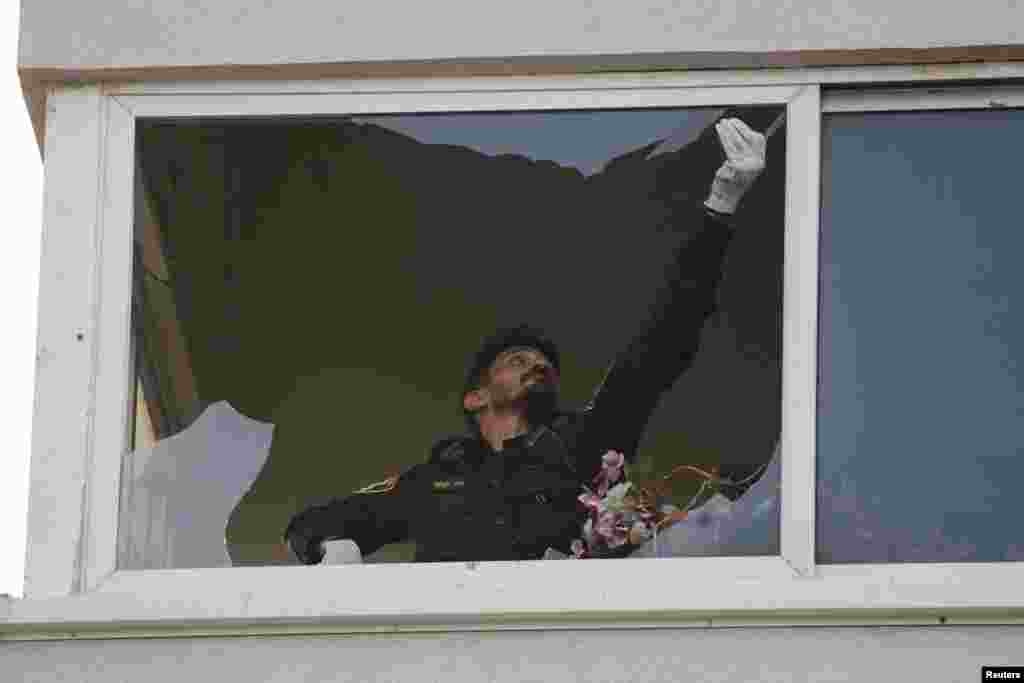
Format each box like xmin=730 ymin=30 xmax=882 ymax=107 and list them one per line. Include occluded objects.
xmin=818 ymin=107 xmax=1024 ymax=563
xmin=120 ymin=106 xmax=786 ymax=569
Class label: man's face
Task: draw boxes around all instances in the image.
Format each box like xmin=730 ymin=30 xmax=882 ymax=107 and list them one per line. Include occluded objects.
xmin=482 ymin=346 xmax=559 ymax=412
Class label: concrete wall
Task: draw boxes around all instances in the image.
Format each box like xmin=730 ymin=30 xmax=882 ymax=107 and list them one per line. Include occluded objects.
xmin=16 ymin=0 xmax=1023 ymax=151
xmin=3 ymin=625 xmax=1023 ymax=682
xmin=18 ymin=0 xmax=1024 ymax=82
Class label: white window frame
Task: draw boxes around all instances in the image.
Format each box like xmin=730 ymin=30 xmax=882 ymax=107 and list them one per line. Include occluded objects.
xmin=10 ymin=69 xmax=1024 ymax=640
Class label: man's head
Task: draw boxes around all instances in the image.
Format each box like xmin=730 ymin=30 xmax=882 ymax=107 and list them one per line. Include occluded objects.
xmin=461 ymin=325 xmax=561 ymax=431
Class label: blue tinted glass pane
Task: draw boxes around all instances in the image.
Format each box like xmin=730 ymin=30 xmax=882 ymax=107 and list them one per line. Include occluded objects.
xmin=818 ymin=108 xmax=1024 ymax=563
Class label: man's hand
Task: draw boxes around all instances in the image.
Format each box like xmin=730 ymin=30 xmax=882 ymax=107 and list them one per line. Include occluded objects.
xmin=704 ymin=117 xmax=767 ymax=215
xmin=283 ymin=521 xmax=325 ymax=565
xmin=288 ymin=536 xmax=325 ymax=565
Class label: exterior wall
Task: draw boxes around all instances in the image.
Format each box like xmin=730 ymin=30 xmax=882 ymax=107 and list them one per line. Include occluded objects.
xmin=12 ymin=2 xmax=1024 ymax=679
xmin=17 ymin=0 xmax=1024 ymax=80
xmin=16 ymin=0 xmax=1024 ymax=152
xmin=3 ymin=626 xmax=1023 ymax=682
xmin=16 ymin=0 xmax=1023 ymax=149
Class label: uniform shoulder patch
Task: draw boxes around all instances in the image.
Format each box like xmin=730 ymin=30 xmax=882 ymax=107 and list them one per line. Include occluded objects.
xmin=352 ymin=474 xmax=399 ymax=495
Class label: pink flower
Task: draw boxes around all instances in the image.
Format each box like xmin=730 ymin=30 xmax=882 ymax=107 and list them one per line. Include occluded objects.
xmin=591 ymin=450 xmax=626 ymax=497
xmin=578 ymin=492 xmax=602 ymax=512
xmin=602 ymin=450 xmax=625 ymax=470
xmin=600 ymin=450 xmax=625 ymax=484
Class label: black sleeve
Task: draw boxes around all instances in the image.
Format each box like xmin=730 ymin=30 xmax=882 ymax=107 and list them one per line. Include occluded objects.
xmin=283 ymin=468 xmax=418 ymax=564
xmin=575 ymin=205 xmax=735 ymax=478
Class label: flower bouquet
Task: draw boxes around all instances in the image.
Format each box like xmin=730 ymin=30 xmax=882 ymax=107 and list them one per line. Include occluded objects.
xmin=569 ymin=450 xmax=719 ymax=559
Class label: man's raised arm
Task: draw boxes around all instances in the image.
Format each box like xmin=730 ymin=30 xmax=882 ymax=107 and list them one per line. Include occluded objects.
xmin=575 ymin=118 xmax=767 ymax=472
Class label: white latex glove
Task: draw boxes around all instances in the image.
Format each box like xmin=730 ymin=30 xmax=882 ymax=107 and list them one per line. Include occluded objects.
xmin=322 ymin=539 xmax=363 ymax=565
xmin=704 ymin=117 xmax=767 ymax=215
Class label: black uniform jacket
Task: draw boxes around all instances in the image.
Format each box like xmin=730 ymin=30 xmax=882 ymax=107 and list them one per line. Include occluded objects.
xmin=285 ymin=206 xmax=735 ymax=563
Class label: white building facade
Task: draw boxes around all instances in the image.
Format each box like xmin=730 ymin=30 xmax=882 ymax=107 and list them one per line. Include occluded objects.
xmin=4 ymin=2 xmax=1024 ymax=680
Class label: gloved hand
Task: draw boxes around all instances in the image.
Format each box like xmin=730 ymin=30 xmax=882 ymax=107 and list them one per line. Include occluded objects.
xmin=704 ymin=117 xmax=767 ymax=215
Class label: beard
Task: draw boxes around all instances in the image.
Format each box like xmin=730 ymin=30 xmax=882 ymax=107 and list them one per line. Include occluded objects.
xmin=523 ymin=379 xmax=559 ymax=426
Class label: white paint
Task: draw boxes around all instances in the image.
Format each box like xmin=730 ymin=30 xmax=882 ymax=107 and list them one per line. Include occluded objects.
xmin=22 ymin=86 xmax=105 ymax=600
xmin=101 ymin=63 xmax=1024 ymax=95
xmin=113 ymin=84 xmax=799 ymax=119
xmin=80 ymin=95 xmax=133 ymax=592
xmin=823 ymin=84 xmax=1024 ymax=111
xmin=781 ymin=84 xmax=820 ymax=578
xmin=7 ymin=556 xmax=1024 ymax=636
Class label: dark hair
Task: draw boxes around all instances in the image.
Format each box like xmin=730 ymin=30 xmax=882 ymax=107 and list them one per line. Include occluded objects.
xmin=460 ymin=324 xmax=561 ymax=430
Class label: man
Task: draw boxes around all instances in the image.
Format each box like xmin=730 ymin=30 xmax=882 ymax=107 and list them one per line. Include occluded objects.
xmin=284 ymin=117 xmax=767 ymax=564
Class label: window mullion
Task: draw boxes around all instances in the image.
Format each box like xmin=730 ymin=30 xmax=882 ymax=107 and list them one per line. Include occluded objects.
xmin=780 ymin=84 xmax=820 ymax=578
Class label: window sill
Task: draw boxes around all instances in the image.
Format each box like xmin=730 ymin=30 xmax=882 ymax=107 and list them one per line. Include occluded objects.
xmin=4 ymin=558 xmax=1024 ymax=641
